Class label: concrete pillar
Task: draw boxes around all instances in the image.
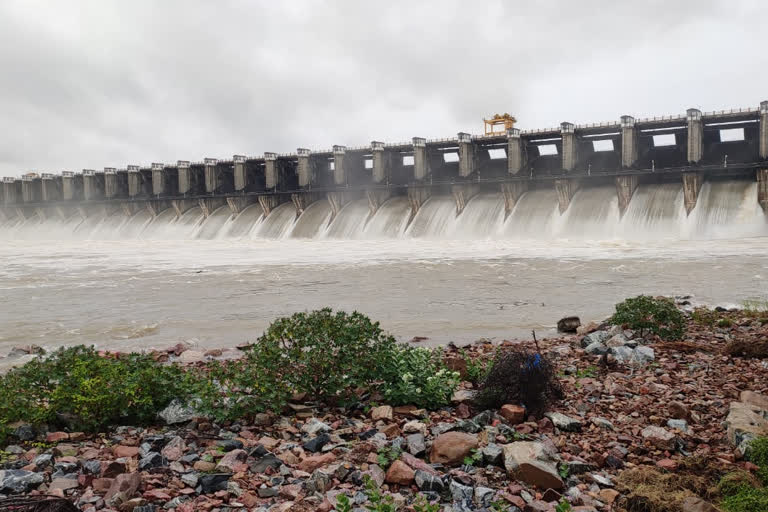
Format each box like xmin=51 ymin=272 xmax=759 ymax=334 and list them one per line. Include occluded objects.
xmin=151 ymin=163 xmax=165 ymax=196
xmin=177 ymin=161 xmax=191 ymax=195
xmin=554 ymin=178 xmax=578 ymax=213
xmin=41 ymin=173 xmax=60 ymax=201
xmin=687 ymin=108 xmax=703 ymax=164
xmin=233 ymin=155 xmax=247 ymax=191
xmin=297 ymin=148 xmax=312 ymax=187
xmin=2 ymin=178 xmax=18 ymax=205
xmin=265 ymin=153 xmax=278 ymax=190
xmin=457 ymin=132 xmax=475 ymax=177
xmin=506 ymin=128 xmax=524 ymax=175
xmin=615 ymin=175 xmax=638 ymax=216
xmin=501 ymin=181 xmax=528 ymax=217
xmin=333 ymin=145 xmax=347 ymax=186
xmin=204 ymin=158 xmax=218 ymax=193
xmin=451 ymin=184 xmax=479 ymax=215
xmin=21 ymin=176 xmax=42 ymax=203
xmin=62 ymin=171 xmax=75 ymax=200
xmin=682 ymin=172 xmax=703 ymax=215
xmin=620 ymin=115 xmax=638 ymax=168
xmin=371 ymin=141 xmax=390 ymax=183
xmin=83 ymin=169 xmax=102 ymax=200
xmin=561 ymin=122 xmax=577 ymax=172
xmin=104 ymin=168 xmax=118 ymax=198
xmin=413 ymin=137 xmax=430 ymax=181
xmin=758 ymin=169 xmax=768 ymax=212
xmin=760 ymin=101 xmax=768 ymax=160
xmin=127 ymin=165 xmax=142 ymax=197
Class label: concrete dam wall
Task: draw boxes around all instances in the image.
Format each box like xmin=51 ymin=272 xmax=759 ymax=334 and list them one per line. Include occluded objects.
xmin=1 ymin=179 xmax=766 ymax=241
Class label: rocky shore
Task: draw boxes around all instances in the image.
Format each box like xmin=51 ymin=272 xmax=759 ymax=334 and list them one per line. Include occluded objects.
xmin=1 ymin=299 xmax=767 ymax=512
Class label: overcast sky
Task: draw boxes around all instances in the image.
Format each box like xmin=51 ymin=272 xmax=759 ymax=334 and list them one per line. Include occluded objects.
xmin=0 ymin=0 xmax=766 ymax=176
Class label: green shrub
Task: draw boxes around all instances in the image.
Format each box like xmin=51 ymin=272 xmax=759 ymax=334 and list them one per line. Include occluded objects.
xmin=610 ymin=295 xmax=685 ymax=340
xmin=746 ymin=436 xmax=768 ymax=484
xmin=691 ymin=307 xmax=718 ymax=327
xmin=721 ymin=486 xmax=768 ymax=512
xmin=378 ymin=346 xmax=460 ymax=409
xmin=0 ymin=346 xmax=197 ymax=438
xmin=460 ymin=349 xmax=491 ymax=384
xmin=717 ymin=318 xmax=734 ymax=328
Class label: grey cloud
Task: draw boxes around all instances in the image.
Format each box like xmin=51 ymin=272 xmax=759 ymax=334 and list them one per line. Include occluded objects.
xmin=0 ymin=0 xmax=765 ymax=176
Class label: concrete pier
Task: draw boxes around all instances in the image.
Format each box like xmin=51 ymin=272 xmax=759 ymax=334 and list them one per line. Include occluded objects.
xmin=62 ymin=171 xmax=76 ymax=200
xmin=501 ymin=182 xmax=528 ymax=217
xmin=457 ymin=132 xmax=475 ymax=177
xmin=127 ymin=165 xmax=142 ymax=198
xmin=554 ymin=179 xmax=578 ymax=213
xmin=366 ymin=189 xmax=390 ymax=216
xmin=561 ymin=122 xmax=577 ymax=172
xmin=333 ymin=146 xmax=347 ymax=186
xmin=297 ymin=148 xmax=312 ymax=187
xmin=620 ymin=116 xmax=638 ymax=168
xmin=104 ymin=168 xmax=118 ymax=198
xmin=506 ymin=128 xmax=524 ymax=175
xmin=371 ymin=141 xmax=390 ymax=183
xmin=233 ymin=155 xmax=247 ymax=192
xmin=327 ymin=191 xmax=351 ymax=221
xmin=83 ymin=170 xmax=105 ymax=200
xmin=760 ymin=101 xmax=768 ymax=160
xmin=687 ymin=108 xmax=703 ymax=164
xmin=204 ymin=158 xmax=219 ymax=194
xmin=177 ymin=161 xmax=191 ymax=195
xmin=22 ymin=175 xmax=42 ymax=203
xmin=3 ymin=177 xmax=20 ymax=205
xmin=758 ymin=169 xmax=768 ymax=211
xmin=682 ymin=172 xmax=703 ymax=214
xmin=407 ymin=187 xmax=431 ymax=223
xmin=615 ymin=175 xmax=638 ymax=216
xmin=265 ymin=153 xmax=278 ymax=190
xmin=152 ymin=163 xmax=171 ymax=197
xmin=41 ymin=173 xmax=61 ymax=202
xmin=413 ymin=137 xmax=430 ymax=181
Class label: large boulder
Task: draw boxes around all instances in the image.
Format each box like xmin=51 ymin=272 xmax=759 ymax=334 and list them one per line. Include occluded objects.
xmin=580 ymin=330 xmax=611 ymax=348
xmin=557 ymin=316 xmax=581 ymax=333
xmin=429 ymin=432 xmax=478 ymax=465
xmin=641 ymin=426 xmax=676 ymax=450
xmin=385 ymin=460 xmax=415 ymax=485
xmin=503 ymin=441 xmax=563 ymax=490
xmin=0 ymin=470 xmax=44 ymax=494
xmin=725 ymin=400 xmax=768 ymax=448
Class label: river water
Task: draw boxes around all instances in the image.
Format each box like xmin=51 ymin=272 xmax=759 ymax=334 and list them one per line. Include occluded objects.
xmin=1 ymin=181 xmax=767 ymax=358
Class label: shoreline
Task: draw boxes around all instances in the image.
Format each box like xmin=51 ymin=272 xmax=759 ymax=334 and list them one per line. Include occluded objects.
xmin=0 ymin=299 xmax=767 ymax=511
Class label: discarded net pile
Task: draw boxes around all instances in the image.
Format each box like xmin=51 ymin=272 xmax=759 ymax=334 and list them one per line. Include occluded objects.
xmin=0 ymin=496 xmax=79 ymax=512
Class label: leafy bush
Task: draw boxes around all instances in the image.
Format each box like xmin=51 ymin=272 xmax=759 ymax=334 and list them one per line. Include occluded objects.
xmin=460 ymin=349 xmax=491 ymax=384
xmin=721 ymin=486 xmax=768 ymax=512
xmin=378 ymin=346 xmax=460 ymax=409
xmin=611 ymin=295 xmax=685 ymax=340
xmin=746 ymin=436 xmax=768 ymax=484
xmin=475 ymin=348 xmax=562 ymax=415
xmin=0 ymin=346 xmax=196 ymax=438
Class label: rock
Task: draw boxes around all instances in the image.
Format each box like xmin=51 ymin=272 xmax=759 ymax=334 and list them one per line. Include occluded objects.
xmin=160 ymin=436 xmax=186 ymax=461
xmin=251 ymin=454 xmax=283 ymax=473
xmin=371 ymin=405 xmax=393 ymax=421
xmin=113 ymin=445 xmax=140 ymax=458
xmin=385 ymin=460 xmax=415 ymax=485
xmin=258 ymin=485 xmax=279 ymax=497
xmin=503 ymin=441 xmax=563 ymax=490
xmin=301 ymin=418 xmax=331 ymax=436
xmin=668 ymin=400 xmax=690 ymax=420
xmin=406 ymin=433 xmax=426 ymax=456
xmin=138 ymin=452 xmax=165 ymax=471
xmin=303 ymin=433 xmax=331 ymax=453
xmin=306 ymin=470 xmax=332 ymax=493
xmin=584 ymin=341 xmax=608 ymax=355
xmin=449 ymin=480 xmax=474 ymax=502
xmin=667 ymin=419 xmax=690 ymax=433
xmin=545 ymin=412 xmax=582 ymax=432
xmin=215 ymin=449 xmax=246 ymax=473
xmin=403 ymin=420 xmax=428 ymax=436
xmin=641 ymin=426 xmax=676 ymax=450
xmin=725 ymin=401 xmax=768 ymax=447
xmin=451 ymin=389 xmax=478 ymax=404
xmin=13 ymin=424 xmax=35 ymax=441
xmin=580 ymin=330 xmax=610 ymax=348
xmin=298 ymin=452 xmax=337 ymax=473
xmin=33 ymin=453 xmax=54 ymax=470
xmin=181 ymin=473 xmax=198 ymax=488
xmin=158 ymin=399 xmax=197 ymax=425
xmin=598 ymin=489 xmax=619 ymax=504
xmin=400 ymin=452 xmax=438 ymax=476
xmin=179 ymin=350 xmax=204 ymax=364
xmin=475 ymin=486 xmax=495 ymax=507
xmin=46 ymin=432 xmax=69 ymax=443
xmin=500 ymin=404 xmax=526 ymax=424
xmin=104 ymin=472 xmax=141 ymax=502
xmin=483 ymin=443 xmax=504 ymax=467
xmin=610 ymin=346 xmax=654 ymax=365
xmin=430 ymin=432 xmax=479 ymax=466
xmin=681 ymin=497 xmax=720 ymax=512
xmin=0 ymin=470 xmax=44 ymax=494
xmin=414 ymin=470 xmax=444 ymax=493
xmin=200 ymin=473 xmax=230 ymax=494
xmin=216 ymin=439 xmax=244 ymax=452
xmin=193 ymin=461 xmax=216 ymax=472
xmin=50 ymin=477 xmax=79 ymax=491
xmin=656 ymin=458 xmax=678 ymax=471
xmin=605 ymin=333 xmax=628 ymax=347
xmin=591 ymin=417 xmax=614 ymax=430
xmin=740 ymin=390 xmax=768 ymax=411
xmin=557 ymin=316 xmax=581 ymax=333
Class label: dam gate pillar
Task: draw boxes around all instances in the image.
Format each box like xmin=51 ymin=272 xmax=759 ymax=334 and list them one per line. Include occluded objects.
xmin=127 ymin=166 xmax=142 ymax=197
xmin=760 ymin=101 xmax=768 ymax=161
xmin=407 ymin=187 xmax=431 ymax=225
xmin=687 ymin=108 xmax=703 ymax=164
xmin=451 ymin=184 xmax=479 ymax=215
xmin=204 ymin=158 xmax=219 ymax=194
xmin=371 ymin=141 xmax=391 ymax=184
xmin=333 ymin=146 xmax=347 ymax=186
xmin=413 ymin=137 xmax=430 ymax=181
xmin=366 ymin=189 xmax=390 ymax=217
xmin=265 ymin=153 xmax=278 ymax=190
xmin=506 ymin=128 xmax=525 ymax=175
xmin=554 ymin=178 xmax=578 ymax=214
xmin=615 ymin=175 xmax=639 ymax=216
xmin=457 ymin=132 xmax=476 ymax=177
xmin=757 ymin=169 xmax=768 ymax=212
xmin=682 ymin=172 xmax=703 ymax=215
xmin=297 ymin=148 xmax=313 ymax=188
xmin=83 ymin=170 xmax=104 ymax=200
xmin=41 ymin=174 xmax=61 ymax=202
xmin=620 ymin=116 xmax=638 ymax=168
xmin=233 ymin=155 xmax=247 ymax=192
xmin=177 ymin=161 xmax=191 ymax=195
xmin=501 ymin=181 xmax=528 ymax=218
xmin=104 ymin=168 xmax=118 ymax=198
xmin=291 ymin=192 xmax=323 ymax=218
xmin=561 ymin=122 xmax=577 ymax=172
xmin=258 ymin=195 xmax=284 ymax=217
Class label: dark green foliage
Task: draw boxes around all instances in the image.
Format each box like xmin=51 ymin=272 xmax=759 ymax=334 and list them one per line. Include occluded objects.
xmin=720 ymin=486 xmax=768 ymax=512
xmin=746 ymin=436 xmax=768 ymax=485
xmin=611 ymin=295 xmax=685 ymax=340
xmin=378 ymin=346 xmax=460 ymax=409
xmin=0 ymin=346 xmax=196 ymax=439
xmin=719 ymin=439 xmax=768 ymax=512
xmin=475 ymin=348 xmax=562 ymax=415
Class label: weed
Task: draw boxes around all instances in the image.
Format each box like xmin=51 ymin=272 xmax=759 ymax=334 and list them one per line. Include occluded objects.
xmin=558 ymin=463 xmax=570 ymax=479
xmin=412 ymin=495 xmax=440 ymax=512
xmin=555 ymin=498 xmax=571 ymax=512
xmin=363 ymin=474 xmax=396 ymax=512
xmin=462 ymin=448 xmax=483 ymax=467
xmin=717 ymin=318 xmax=733 ymax=328
xmin=460 ymin=349 xmax=490 ymax=384
xmin=611 ymin=295 xmax=685 ymax=340
xmin=335 ymin=493 xmax=353 ymax=512
xmin=376 ymin=446 xmax=402 ymax=470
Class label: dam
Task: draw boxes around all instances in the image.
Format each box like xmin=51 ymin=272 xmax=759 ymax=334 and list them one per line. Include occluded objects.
xmin=1 ymin=103 xmax=768 ymax=358
xmin=2 ymin=102 xmax=768 ymax=237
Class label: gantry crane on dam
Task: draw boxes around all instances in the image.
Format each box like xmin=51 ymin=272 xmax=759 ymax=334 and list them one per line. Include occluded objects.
xmin=3 ymin=102 xmax=768 ymax=226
